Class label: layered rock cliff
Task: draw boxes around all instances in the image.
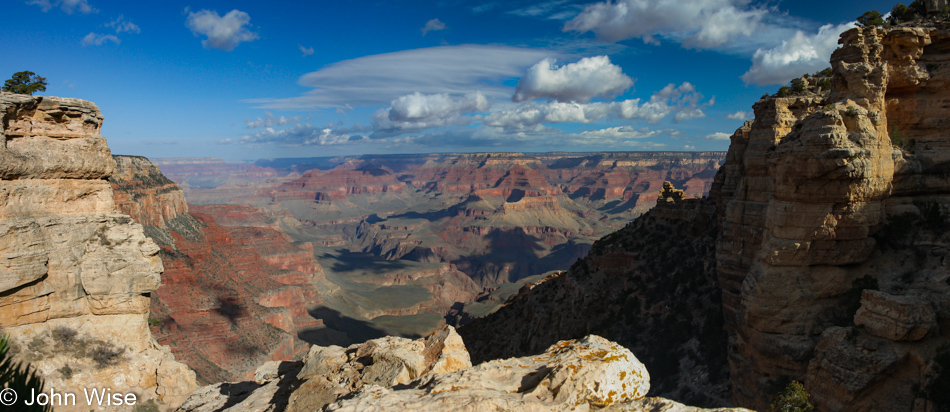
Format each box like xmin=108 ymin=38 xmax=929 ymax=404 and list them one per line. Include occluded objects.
xmin=0 ymin=92 xmax=196 ymax=408
xmin=109 ymin=156 xmax=326 ymax=384
xmin=713 ymin=23 xmax=950 ymax=411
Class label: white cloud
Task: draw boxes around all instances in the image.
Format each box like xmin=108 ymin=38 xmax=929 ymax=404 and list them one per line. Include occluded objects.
xmin=487 ymin=82 xmax=709 ymax=130
xmin=81 ymin=32 xmax=119 ymax=46
xmin=508 ymin=0 xmax=582 ymax=20
xmin=484 ymin=101 xmax=612 ymax=130
xmin=684 ymin=144 xmax=696 ymax=150
xmin=704 ymin=132 xmax=732 ymax=141
xmin=421 ymin=18 xmax=447 ymax=36
xmin=564 ymin=0 xmax=766 ymax=48
xmin=513 ymin=56 xmax=634 ymax=103
xmin=299 ymin=44 xmax=315 ymax=57
xmin=247 ymin=45 xmax=553 ymax=109
xmin=245 ymin=112 xmax=301 ymax=129
xmin=106 ymin=15 xmax=140 ymax=34
xmin=388 ymin=92 xmax=488 ymax=122
xmin=236 ymin=124 xmax=360 ymax=146
xmin=374 ymin=92 xmax=489 ymax=134
xmin=573 ymin=126 xmax=674 ymax=140
xmin=741 ymin=22 xmax=854 ymax=85
xmin=185 ymin=9 xmax=259 ymax=51
xmin=726 ymin=110 xmax=750 ymax=120
xmin=28 ymin=0 xmax=94 ymax=14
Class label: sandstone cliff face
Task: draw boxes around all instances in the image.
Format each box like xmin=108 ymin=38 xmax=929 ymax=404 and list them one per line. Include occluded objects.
xmin=0 ymin=92 xmax=196 ymax=408
xmin=713 ymin=24 xmax=950 ymax=411
xmin=109 ymin=156 xmax=326 ymax=384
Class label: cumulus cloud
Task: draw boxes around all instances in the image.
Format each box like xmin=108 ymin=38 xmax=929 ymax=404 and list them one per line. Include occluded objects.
xmin=81 ymin=32 xmax=119 ymax=46
xmin=704 ymin=132 xmax=732 ymax=141
xmin=185 ymin=9 xmax=259 ymax=51
xmin=373 ymin=92 xmax=489 ymax=135
xmin=487 ymin=82 xmax=709 ymax=130
xmin=388 ymin=92 xmax=488 ymax=122
xmin=726 ymin=110 xmax=750 ymax=120
xmin=513 ymin=56 xmax=634 ymax=103
xmin=299 ymin=44 xmax=315 ymax=57
xmin=421 ymin=18 xmax=447 ymax=36
xmin=741 ymin=22 xmax=854 ymax=85
xmin=27 ymin=0 xmax=94 ymax=14
xmin=564 ymin=0 xmax=766 ymax=48
xmin=106 ymin=15 xmax=140 ymax=34
xmin=245 ymin=112 xmax=301 ymax=129
xmin=235 ymin=124 xmax=359 ymax=146
xmin=247 ymin=45 xmax=553 ymax=109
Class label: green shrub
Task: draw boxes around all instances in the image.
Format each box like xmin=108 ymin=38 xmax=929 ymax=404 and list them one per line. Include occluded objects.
xmin=87 ymin=342 xmax=125 ymax=369
xmin=58 ymin=364 xmax=73 ymax=380
xmin=51 ymin=326 xmax=77 ymax=347
xmin=0 ymin=335 xmax=50 ymax=412
xmin=776 ymin=85 xmax=792 ymax=97
xmin=891 ymin=125 xmax=904 ymax=147
xmin=817 ymin=78 xmax=832 ymax=90
xmin=770 ymin=380 xmax=814 ymax=412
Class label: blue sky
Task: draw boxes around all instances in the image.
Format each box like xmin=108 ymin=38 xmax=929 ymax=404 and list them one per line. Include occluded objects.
xmin=3 ymin=0 xmax=898 ymax=160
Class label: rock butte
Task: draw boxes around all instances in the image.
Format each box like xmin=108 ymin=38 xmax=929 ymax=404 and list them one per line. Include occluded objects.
xmin=0 ymin=92 xmax=196 ymax=410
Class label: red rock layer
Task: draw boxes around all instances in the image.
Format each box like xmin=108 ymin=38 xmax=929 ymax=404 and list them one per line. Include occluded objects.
xmin=270 ymin=168 xmax=406 ymax=201
xmin=110 ymin=157 xmax=325 ymax=384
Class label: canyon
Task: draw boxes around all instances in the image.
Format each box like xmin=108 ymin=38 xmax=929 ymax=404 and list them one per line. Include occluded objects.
xmin=459 ymin=19 xmax=950 ymax=412
xmin=7 ymin=11 xmax=950 ymax=412
xmin=147 ymin=151 xmax=723 ymax=343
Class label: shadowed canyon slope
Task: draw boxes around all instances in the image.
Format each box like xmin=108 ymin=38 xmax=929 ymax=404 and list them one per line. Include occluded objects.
xmin=110 ymin=156 xmax=325 ymax=384
xmin=460 ymin=21 xmax=950 ymax=412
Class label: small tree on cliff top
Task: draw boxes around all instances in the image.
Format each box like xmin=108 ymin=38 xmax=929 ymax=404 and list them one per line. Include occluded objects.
xmin=857 ymin=10 xmax=887 ymax=28
xmin=2 ymin=71 xmax=47 ymax=95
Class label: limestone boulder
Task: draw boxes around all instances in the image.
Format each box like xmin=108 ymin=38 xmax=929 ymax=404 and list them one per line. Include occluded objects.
xmin=854 ymin=290 xmax=937 ymax=341
xmin=325 ymin=335 xmax=650 ymax=412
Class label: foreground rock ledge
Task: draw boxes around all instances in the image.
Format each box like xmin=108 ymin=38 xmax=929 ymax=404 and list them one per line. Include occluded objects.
xmin=178 ymin=326 xmax=749 ymax=412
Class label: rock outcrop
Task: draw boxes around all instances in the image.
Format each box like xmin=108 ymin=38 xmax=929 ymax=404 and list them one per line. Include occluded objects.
xmin=0 ymin=92 xmax=196 ymax=409
xmin=109 ymin=156 xmax=325 ymax=384
xmin=459 ymin=187 xmax=730 ymax=406
xmin=178 ymin=326 xmax=750 ymax=412
xmin=711 ymin=23 xmax=950 ymax=410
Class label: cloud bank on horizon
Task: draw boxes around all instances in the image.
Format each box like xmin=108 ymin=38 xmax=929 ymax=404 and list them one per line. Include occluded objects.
xmin=8 ymin=0 xmax=891 ymax=159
